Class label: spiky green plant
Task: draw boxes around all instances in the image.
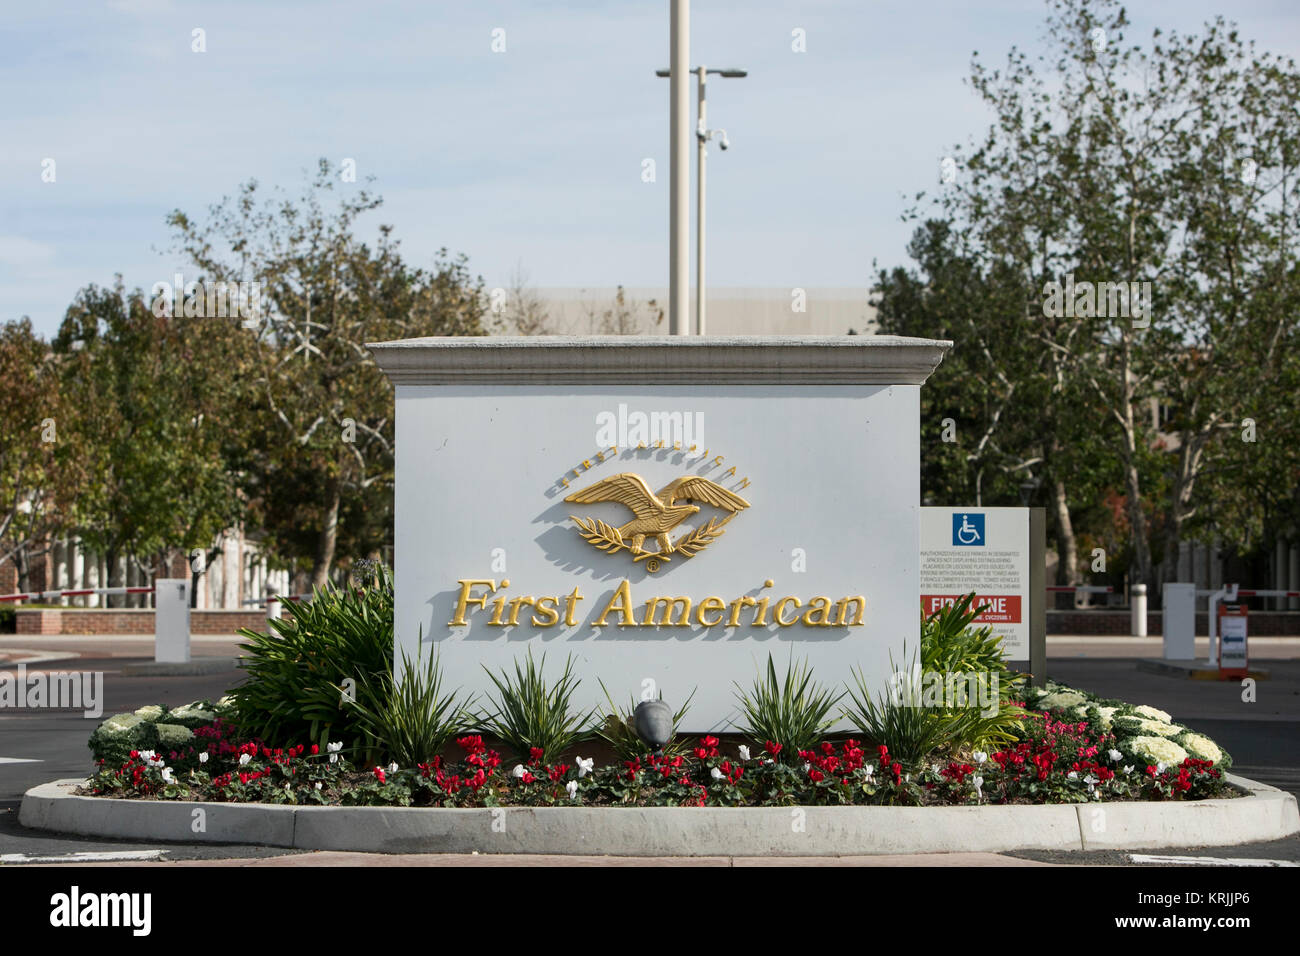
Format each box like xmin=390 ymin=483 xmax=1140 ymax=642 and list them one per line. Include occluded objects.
xmin=229 ymin=565 xmax=392 ymax=749
xmin=733 ymin=653 xmax=842 ymax=760
xmin=842 ymin=594 xmax=1027 ymax=760
xmin=343 ymin=641 xmax=466 ymax=766
xmin=476 ymin=649 xmax=593 ymax=761
xmin=920 ymin=593 xmax=1026 ymax=749
xmin=842 ymin=652 xmax=979 ymax=762
xmin=594 ymin=680 xmax=696 ymax=762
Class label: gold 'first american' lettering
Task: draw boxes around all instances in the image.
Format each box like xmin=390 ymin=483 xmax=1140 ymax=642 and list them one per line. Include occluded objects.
xmin=448 ymin=578 xmax=865 ymax=629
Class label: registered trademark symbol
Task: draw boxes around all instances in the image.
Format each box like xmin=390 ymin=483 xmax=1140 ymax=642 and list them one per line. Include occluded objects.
xmin=646 ymin=558 xmax=661 ymax=572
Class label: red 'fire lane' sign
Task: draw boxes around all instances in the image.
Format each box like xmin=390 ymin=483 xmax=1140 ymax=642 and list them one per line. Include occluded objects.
xmin=921 ymin=594 xmax=1022 ymax=624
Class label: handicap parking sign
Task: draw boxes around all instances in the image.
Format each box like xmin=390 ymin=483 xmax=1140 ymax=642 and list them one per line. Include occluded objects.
xmin=952 ymin=512 xmax=985 ymax=546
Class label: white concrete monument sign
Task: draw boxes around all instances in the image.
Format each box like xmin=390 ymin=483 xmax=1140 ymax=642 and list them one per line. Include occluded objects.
xmin=370 ymin=336 xmax=950 ymax=730
xmin=919 ymin=506 xmax=1030 ymax=659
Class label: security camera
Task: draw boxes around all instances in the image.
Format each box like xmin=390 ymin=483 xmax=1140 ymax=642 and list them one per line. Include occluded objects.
xmin=719 ymin=133 xmax=730 ymax=151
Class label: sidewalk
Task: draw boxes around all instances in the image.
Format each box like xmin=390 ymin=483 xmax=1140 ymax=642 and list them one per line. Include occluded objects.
xmin=1048 ymin=636 xmax=1300 ymax=660
xmin=13 ymin=850 xmax=1057 ymax=867
xmin=0 ymin=636 xmax=244 ymax=665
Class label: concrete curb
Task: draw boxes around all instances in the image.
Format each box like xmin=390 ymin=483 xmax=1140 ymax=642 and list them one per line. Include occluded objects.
xmin=19 ymin=774 xmax=1299 ymax=856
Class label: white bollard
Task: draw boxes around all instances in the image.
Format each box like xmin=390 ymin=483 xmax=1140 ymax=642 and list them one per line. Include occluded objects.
xmin=154 ymin=579 xmax=191 ymax=663
xmin=1131 ymin=583 xmax=1147 ymax=637
xmin=1162 ymin=583 xmax=1195 ymax=659
xmin=266 ymin=594 xmax=282 ymax=628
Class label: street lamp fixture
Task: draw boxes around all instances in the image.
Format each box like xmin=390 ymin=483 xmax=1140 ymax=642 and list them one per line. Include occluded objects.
xmin=657 ymin=65 xmax=747 ymax=335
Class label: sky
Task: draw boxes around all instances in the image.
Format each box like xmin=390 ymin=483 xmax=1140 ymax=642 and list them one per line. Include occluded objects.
xmin=2 ymin=0 xmax=1298 ymax=338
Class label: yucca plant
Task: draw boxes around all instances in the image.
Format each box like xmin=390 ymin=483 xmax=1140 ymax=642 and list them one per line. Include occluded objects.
xmin=920 ymin=593 xmax=1026 ymax=750
xmin=922 ymin=593 xmax=1022 ymax=681
xmin=594 ymin=680 xmax=696 ymax=763
xmin=343 ymin=642 xmax=466 ymax=767
xmin=843 ymin=595 xmax=1028 ymax=761
xmin=733 ymin=653 xmax=842 ymax=760
xmin=842 ymin=653 xmax=977 ymax=762
xmin=476 ymin=649 xmax=593 ymax=761
xmin=229 ymin=564 xmax=393 ymax=749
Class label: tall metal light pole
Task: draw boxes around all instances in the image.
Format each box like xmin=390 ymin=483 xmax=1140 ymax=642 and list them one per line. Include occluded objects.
xmin=668 ymin=0 xmax=690 ymax=336
xmin=657 ymin=64 xmax=746 ymax=335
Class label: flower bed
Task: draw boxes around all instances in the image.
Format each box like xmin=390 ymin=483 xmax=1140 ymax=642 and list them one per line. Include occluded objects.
xmin=1023 ymin=679 xmax=1233 ymax=775
xmin=80 ymin=690 xmax=1234 ymax=809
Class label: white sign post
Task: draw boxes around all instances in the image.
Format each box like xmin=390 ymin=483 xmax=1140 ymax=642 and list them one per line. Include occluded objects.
xmin=153 ymin=578 xmax=191 ymax=664
xmin=920 ymin=507 xmax=1039 ymax=675
xmin=371 ymin=336 xmax=951 ymax=731
xmin=1162 ymin=582 xmax=1196 ymax=660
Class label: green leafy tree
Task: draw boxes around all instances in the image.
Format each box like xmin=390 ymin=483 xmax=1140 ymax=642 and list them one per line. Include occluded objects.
xmin=875 ymin=221 xmax=1117 ymax=587
xmin=906 ymin=0 xmax=1300 ymax=585
xmin=0 ymin=319 xmax=78 ymax=585
xmin=53 ymin=279 xmax=245 ymax=602
xmin=167 ymin=160 xmax=487 ymax=587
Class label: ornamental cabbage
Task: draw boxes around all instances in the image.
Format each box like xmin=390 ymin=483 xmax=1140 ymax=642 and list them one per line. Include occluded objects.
xmin=1038 ymin=690 xmax=1087 ymax=710
xmin=1124 ymin=736 xmax=1189 ymax=766
xmin=1133 ymin=704 xmax=1173 ymax=723
xmin=1177 ymin=732 xmax=1224 ymax=765
xmin=1114 ymin=716 xmax=1181 ymax=737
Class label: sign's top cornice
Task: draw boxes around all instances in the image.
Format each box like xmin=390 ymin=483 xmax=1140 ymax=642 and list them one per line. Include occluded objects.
xmin=367 ymin=335 xmax=953 ymax=386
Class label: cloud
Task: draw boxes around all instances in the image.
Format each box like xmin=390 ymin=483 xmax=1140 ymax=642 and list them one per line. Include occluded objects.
xmin=105 ymin=0 xmax=175 ymax=15
xmin=0 ymin=236 xmax=56 ymax=267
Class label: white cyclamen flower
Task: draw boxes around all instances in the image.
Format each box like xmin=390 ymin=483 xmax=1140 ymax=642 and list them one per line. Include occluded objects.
xmin=576 ymin=756 xmax=594 ymax=778
xmin=1084 ymin=774 xmax=1099 ymax=793
xmin=565 ymin=780 xmax=578 ymax=800
xmin=314 ymin=782 xmax=322 ymax=791
xmin=139 ymin=750 xmax=156 ymax=761
xmin=1108 ymin=749 xmax=1122 ymax=763
xmin=711 ymin=767 xmax=724 ymax=781
xmin=1067 ymin=771 xmax=1079 ymax=780
xmin=198 ymin=752 xmax=209 ymax=764
xmin=863 ymin=763 xmax=875 ymax=780
xmin=238 ymin=753 xmax=252 ymax=767
xmin=738 ymin=745 xmax=751 ymax=761
xmin=160 ymin=767 xmax=175 ymax=784
xmin=1123 ymin=765 xmax=1134 ymax=775
xmin=327 ymin=741 xmax=343 ymax=753
xmin=387 ymin=762 xmax=398 ymax=774
xmin=972 ymin=751 xmax=988 ymax=764
xmin=972 ymin=775 xmax=984 ymax=799
xmin=803 ymin=762 xmax=812 ymax=773
xmin=512 ymin=764 xmax=526 ymax=779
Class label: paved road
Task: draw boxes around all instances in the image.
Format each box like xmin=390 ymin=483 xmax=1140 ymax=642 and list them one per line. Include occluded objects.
xmin=0 ymin=649 xmax=293 ymax=863
xmin=2 ymin=638 xmax=1297 ymax=865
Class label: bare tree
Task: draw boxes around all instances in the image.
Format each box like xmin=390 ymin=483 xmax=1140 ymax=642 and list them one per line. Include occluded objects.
xmin=492 ymin=265 xmax=554 ymax=335
xmin=582 ymin=286 xmax=664 ymax=335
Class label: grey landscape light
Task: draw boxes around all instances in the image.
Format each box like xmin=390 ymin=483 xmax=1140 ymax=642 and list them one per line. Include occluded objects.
xmin=656 ymin=64 xmax=747 ymax=335
xmin=633 ymin=698 xmax=674 ymax=754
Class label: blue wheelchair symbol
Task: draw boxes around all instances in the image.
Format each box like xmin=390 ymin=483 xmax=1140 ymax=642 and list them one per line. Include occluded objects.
xmin=953 ymin=513 xmax=985 ymax=546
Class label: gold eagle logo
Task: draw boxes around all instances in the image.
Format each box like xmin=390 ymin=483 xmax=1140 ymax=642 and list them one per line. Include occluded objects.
xmin=565 ymin=472 xmax=750 ymax=567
